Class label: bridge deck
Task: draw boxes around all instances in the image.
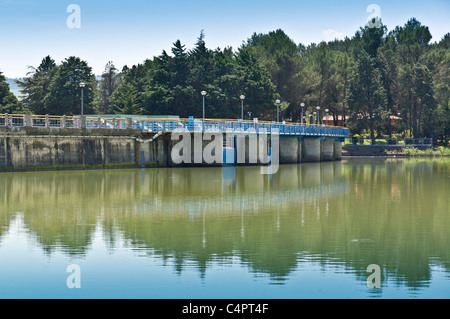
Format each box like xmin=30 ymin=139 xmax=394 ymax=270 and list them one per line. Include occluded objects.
xmin=0 ymin=114 xmax=350 ymax=138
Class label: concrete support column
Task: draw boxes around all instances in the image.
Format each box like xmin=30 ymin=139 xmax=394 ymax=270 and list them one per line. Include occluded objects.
xmin=333 ymin=141 xmax=343 ymax=160
xmin=302 ymin=138 xmax=321 ymax=162
xmin=126 ymin=118 xmax=132 ymax=129
xmin=297 ymin=139 xmax=302 ymax=163
xmin=321 ymin=139 xmax=334 ymax=161
xmin=279 ymin=137 xmax=298 ymax=164
xmin=5 ymin=114 xmax=9 ymax=127
xmin=80 ymin=116 xmax=86 ymax=129
xmin=25 ymin=114 xmax=33 ymax=127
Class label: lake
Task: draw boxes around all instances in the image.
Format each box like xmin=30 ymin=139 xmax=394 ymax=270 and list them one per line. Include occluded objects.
xmin=0 ymin=158 xmax=449 ymax=299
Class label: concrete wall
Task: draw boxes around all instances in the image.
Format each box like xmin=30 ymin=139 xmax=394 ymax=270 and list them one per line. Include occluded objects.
xmin=279 ymin=137 xmax=298 ymax=164
xmin=0 ymin=126 xmax=344 ymax=171
xmin=321 ymin=139 xmax=334 ymax=161
xmin=0 ymin=127 xmax=140 ymax=170
xmin=301 ymin=138 xmax=321 ymax=162
xmin=0 ymin=136 xmax=137 ymax=170
xmin=334 ymin=141 xmax=343 ymax=160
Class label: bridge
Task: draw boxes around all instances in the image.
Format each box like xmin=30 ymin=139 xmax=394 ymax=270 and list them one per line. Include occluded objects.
xmin=0 ymin=113 xmax=350 ymax=170
xmin=0 ymin=113 xmax=349 ymax=137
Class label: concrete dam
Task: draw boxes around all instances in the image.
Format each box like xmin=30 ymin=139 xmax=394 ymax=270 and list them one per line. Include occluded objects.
xmin=0 ymin=114 xmax=349 ymax=171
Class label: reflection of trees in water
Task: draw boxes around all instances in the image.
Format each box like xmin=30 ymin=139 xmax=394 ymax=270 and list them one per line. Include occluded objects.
xmin=0 ymin=159 xmax=449 ymax=289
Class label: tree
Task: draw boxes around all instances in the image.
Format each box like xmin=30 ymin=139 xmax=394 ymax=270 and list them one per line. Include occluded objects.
xmin=413 ymin=63 xmax=436 ymax=137
xmin=356 ymin=22 xmax=387 ymax=59
xmin=235 ymin=48 xmax=278 ymax=120
xmin=347 ymin=50 xmax=387 ymax=143
xmin=44 ymin=57 xmax=97 ymax=115
xmin=17 ymin=56 xmax=56 ymax=114
xmin=98 ymin=61 xmax=121 ymax=114
xmin=395 ymin=18 xmax=433 ymax=137
xmin=111 ymin=83 xmax=142 ymax=115
xmin=0 ymin=70 xmax=22 ymax=114
xmin=244 ymin=30 xmax=303 ymax=120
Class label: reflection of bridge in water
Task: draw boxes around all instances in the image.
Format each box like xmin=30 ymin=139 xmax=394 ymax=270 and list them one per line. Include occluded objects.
xmin=136 ymin=163 xmax=349 ymax=217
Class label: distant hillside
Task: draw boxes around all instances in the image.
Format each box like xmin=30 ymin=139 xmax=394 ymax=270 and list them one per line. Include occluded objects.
xmin=5 ymin=78 xmax=23 ymax=99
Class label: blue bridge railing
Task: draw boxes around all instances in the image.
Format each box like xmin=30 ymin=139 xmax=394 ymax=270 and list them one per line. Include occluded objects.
xmin=0 ymin=114 xmax=350 ymax=138
xmin=125 ymin=119 xmax=349 ymax=138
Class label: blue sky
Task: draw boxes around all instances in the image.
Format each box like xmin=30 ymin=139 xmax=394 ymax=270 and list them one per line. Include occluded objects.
xmin=1 ymin=0 xmax=449 ymax=78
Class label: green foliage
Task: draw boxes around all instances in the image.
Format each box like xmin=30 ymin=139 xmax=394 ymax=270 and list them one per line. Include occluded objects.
xmin=0 ymin=70 xmax=22 ymax=113
xmin=97 ymin=61 xmax=121 ymax=114
xmin=386 ymin=146 xmax=450 ymax=157
xmin=17 ymin=56 xmax=96 ymax=115
xmin=111 ymin=83 xmax=142 ymax=115
xmin=11 ymin=18 xmax=449 ymax=143
xmin=347 ymin=50 xmax=387 ymax=142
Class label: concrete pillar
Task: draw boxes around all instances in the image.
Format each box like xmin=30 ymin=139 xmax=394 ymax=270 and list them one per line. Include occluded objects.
xmin=333 ymin=141 xmax=343 ymax=160
xmin=80 ymin=116 xmax=86 ymax=129
xmin=302 ymin=138 xmax=321 ymax=162
xmin=126 ymin=118 xmax=132 ymax=129
xmin=297 ymin=139 xmax=302 ymax=163
xmin=321 ymin=139 xmax=334 ymax=161
xmin=279 ymin=137 xmax=298 ymax=164
xmin=25 ymin=114 xmax=33 ymax=127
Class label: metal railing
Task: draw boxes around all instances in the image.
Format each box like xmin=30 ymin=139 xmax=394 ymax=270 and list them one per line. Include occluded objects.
xmin=0 ymin=114 xmax=350 ymax=138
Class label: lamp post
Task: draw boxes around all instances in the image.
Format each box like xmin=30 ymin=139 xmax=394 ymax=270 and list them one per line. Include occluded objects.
xmin=325 ymin=109 xmax=329 ymax=126
xmin=301 ymin=103 xmax=305 ymax=124
xmin=201 ymin=91 xmax=207 ymax=120
xmin=276 ymin=99 xmax=281 ymax=123
xmin=240 ymin=95 xmax=245 ymax=120
xmin=316 ymin=106 xmax=321 ymax=125
xmin=79 ymin=82 xmax=86 ymax=116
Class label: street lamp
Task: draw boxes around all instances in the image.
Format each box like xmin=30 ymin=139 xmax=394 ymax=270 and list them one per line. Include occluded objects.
xmin=79 ymin=82 xmax=86 ymax=116
xmin=201 ymin=91 xmax=207 ymax=120
xmin=240 ymin=95 xmax=245 ymax=120
xmin=301 ymin=103 xmax=305 ymax=124
xmin=316 ymin=106 xmax=321 ymax=125
xmin=325 ymin=109 xmax=329 ymax=126
xmin=275 ymin=99 xmax=281 ymax=123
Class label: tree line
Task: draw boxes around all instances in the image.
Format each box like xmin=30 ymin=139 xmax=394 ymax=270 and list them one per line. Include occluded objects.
xmin=0 ymin=18 xmax=448 ymax=144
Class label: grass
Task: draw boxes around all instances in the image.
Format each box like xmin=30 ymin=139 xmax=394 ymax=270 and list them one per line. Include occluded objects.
xmin=385 ymin=146 xmax=450 ymax=157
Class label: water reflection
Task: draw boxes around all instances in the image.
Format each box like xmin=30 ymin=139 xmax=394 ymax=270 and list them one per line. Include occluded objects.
xmin=0 ymin=158 xmax=449 ymax=294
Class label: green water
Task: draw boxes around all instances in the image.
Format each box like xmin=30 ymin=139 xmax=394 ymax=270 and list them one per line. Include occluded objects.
xmin=0 ymin=158 xmax=449 ymax=299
